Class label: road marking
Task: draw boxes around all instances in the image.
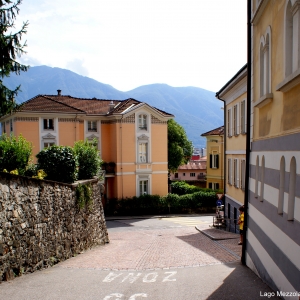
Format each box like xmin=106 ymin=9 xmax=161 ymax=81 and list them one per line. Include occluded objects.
xmin=161 ymin=217 xmax=210 ymax=227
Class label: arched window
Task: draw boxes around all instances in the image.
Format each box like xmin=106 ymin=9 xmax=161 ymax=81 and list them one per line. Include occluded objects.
xmin=278 ymin=156 xmax=285 ymax=215
xmin=259 ymin=156 xmax=265 ymax=202
xmin=259 ymin=27 xmax=271 ymax=97
xmin=255 ymin=156 xmax=259 ymax=198
xmin=288 ymin=157 xmax=296 ymax=221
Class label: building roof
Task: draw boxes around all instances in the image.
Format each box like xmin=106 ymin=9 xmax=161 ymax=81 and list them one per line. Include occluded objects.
xmin=177 ymin=160 xmax=206 ymax=170
xmin=16 ymin=94 xmax=174 ymax=117
xmin=201 ymin=126 xmax=224 ymax=136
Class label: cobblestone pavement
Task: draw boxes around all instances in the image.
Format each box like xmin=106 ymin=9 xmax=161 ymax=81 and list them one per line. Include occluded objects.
xmin=60 ymin=225 xmax=241 ymax=271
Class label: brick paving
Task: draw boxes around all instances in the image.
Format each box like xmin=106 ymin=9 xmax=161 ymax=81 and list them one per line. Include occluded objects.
xmin=60 ymin=226 xmax=241 ymax=271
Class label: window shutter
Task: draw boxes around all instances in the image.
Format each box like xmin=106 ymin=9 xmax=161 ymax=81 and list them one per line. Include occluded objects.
xmin=237 ymin=103 xmax=240 ymax=135
xmin=229 ymin=109 xmax=233 ymax=136
xmin=209 ymin=182 xmax=212 ymax=189
xmin=216 ymin=183 xmax=219 ymax=190
xmin=237 ymin=159 xmax=240 ymax=188
xmin=210 ymin=154 xmax=212 ymax=168
xmin=216 ymin=154 xmax=219 ymax=169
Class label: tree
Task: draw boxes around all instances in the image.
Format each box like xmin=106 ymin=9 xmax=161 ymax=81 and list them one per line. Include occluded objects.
xmin=0 ymin=0 xmax=29 ymax=116
xmin=167 ymin=119 xmax=193 ymax=172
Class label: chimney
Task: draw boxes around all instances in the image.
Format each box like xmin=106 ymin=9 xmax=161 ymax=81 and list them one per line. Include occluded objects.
xmin=109 ymin=101 xmax=115 ymax=112
xmin=57 ymin=89 xmax=61 ymax=96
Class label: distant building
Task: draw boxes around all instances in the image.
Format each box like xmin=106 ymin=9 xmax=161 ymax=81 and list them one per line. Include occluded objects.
xmin=0 ymin=91 xmax=174 ymax=201
xmin=169 ymin=155 xmax=206 ymax=188
xmin=201 ymin=126 xmax=224 ymax=190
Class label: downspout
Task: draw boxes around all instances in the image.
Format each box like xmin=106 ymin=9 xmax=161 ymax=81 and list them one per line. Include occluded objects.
xmin=242 ymin=0 xmax=252 ymax=265
xmin=120 ymin=114 xmax=124 ymax=199
xmin=216 ymin=96 xmax=226 ymax=211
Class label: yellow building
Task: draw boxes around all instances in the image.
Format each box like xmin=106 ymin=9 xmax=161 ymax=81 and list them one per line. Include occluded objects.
xmin=245 ymin=0 xmax=300 ymax=294
xmin=216 ymin=64 xmax=247 ymax=231
xmin=0 ymin=91 xmax=173 ymax=201
xmin=201 ymin=126 xmax=224 ymax=190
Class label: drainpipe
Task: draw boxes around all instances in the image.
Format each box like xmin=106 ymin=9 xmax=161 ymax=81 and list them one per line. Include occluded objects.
xmin=119 ymin=114 xmax=124 ymax=199
xmin=216 ymin=96 xmax=226 ymax=215
xmin=242 ymin=0 xmax=252 ymax=265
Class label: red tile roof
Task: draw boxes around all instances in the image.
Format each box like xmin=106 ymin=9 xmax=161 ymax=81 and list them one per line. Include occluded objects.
xmin=17 ymin=95 xmax=173 ymax=117
xmin=201 ymin=126 xmax=224 ymax=136
xmin=177 ymin=160 xmax=206 ymax=170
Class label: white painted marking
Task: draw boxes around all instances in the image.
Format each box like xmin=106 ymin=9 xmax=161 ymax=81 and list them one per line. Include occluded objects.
xmin=142 ymin=272 xmax=158 ymax=283
xmin=103 ymin=293 xmax=124 ymax=299
xmin=162 ymin=271 xmax=177 ymax=282
xmin=121 ymin=273 xmax=142 ymax=283
xmin=129 ymin=293 xmax=148 ymax=299
xmin=103 ymin=272 xmax=123 ymax=282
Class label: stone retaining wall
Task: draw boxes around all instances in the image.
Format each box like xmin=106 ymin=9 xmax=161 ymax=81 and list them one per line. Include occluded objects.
xmin=0 ymin=173 xmax=109 ymax=281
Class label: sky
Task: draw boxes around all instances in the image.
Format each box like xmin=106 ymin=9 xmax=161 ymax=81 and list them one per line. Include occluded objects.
xmin=14 ymin=0 xmax=247 ymax=93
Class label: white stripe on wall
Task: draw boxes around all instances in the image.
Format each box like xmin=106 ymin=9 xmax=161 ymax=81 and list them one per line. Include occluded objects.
xmin=226 ymin=150 xmax=246 ymax=155
xmin=250 ymin=151 xmax=300 ymax=173
xmin=247 ymin=228 xmax=297 ymax=294
xmin=249 ymin=204 xmax=300 ymax=270
xmin=249 ymin=178 xmax=300 ymax=222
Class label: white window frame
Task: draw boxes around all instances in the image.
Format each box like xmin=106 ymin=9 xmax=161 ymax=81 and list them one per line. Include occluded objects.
xmin=43 ymin=118 xmax=54 ymax=130
xmin=138 ymin=114 xmax=147 ymax=130
xmin=211 ymin=153 xmax=219 ymax=169
xmin=137 ymin=175 xmax=151 ymax=196
xmin=260 ymin=27 xmax=271 ymax=97
xmin=43 ymin=142 xmax=55 ymax=148
xmin=190 ymin=173 xmax=196 ymax=177
xmin=233 ymin=158 xmax=239 ymax=188
xmin=87 ymin=120 xmax=97 ymax=132
xmin=137 ymin=134 xmax=150 ymax=164
xmin=139 ymin=179 xmax=148 ymax=195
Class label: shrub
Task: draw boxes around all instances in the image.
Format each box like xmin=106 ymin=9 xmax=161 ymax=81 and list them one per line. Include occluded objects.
xmin=24 ymin=163 xmax=37 ymax=177
xmin=0 ymin=134 xmax=32 ymax=175
xmin=36 ymin=145 xmax=77 ymax=183
xmin=74 ymin=139 xmax=102 ymax=180
xmin=171 ymin=181 xmax=201 ymax=195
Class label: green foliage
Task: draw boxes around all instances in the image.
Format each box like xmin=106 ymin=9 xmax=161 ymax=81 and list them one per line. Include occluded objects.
xmin=170 ymin=181 xmax=201 ymax=195
xmin=167 ymin=119 xmax=193 ymax=172
xmin=76 ymin=183 xmax=93 ymax=210
xmin=0 ymin=0 xmax=29 ymax=116
xmin=0 ymin=134 xmax=32 ymax=175
xmin=36 ymin=145 xmax=77 ymax=183
xmin=24 ymin=163 xmax=37 ymax=177
xmin=74 ymin=139 xmax=102 ymax=180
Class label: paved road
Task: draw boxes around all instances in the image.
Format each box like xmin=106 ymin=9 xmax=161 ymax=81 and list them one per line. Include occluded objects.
xmin=0 ymin=215 xmax=279 ymax=300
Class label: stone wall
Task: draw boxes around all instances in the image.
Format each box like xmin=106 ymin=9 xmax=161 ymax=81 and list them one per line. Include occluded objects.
xmin=0 ymin=173 xmax=109 ymax=281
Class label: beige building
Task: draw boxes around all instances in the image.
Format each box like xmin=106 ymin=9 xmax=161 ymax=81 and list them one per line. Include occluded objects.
xmin=201 ymin=126 xmax=224 ymax=190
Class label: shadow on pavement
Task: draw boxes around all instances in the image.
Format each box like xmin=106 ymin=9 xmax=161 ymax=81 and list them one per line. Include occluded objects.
xmin=206 ymin=263 xmax=280 ymax=300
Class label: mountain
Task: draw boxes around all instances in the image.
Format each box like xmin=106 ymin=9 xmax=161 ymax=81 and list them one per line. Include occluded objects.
xmin=3 ymin=66 xmax=224 ymax=148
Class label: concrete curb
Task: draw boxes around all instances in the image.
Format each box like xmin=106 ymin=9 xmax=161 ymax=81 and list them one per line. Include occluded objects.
xmin=195 ymin=226 xmax=239 ymax=240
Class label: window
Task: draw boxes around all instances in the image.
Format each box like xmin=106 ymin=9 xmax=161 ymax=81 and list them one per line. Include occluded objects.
xmin=138 ymin=114 xmax=147 ymax=130
xmin=43 ymin=119 xmax=54 ymax=130
xmin=260 ymin=27 xmax=271 ymax=96
xmin=2 ymin=122 xmax=5 ymax=134
xmin=10 ymin=119 xmax=13 ymax=132
xmin=44 ymin=142 xmax=55 ymax=148
xmin=240 ymin=100 xmax=246 ymax=134
xmin=210 ymin=153 xmax=219 ymax=169
xmin=139 ymin=142 xmax=148 ymax=163
xmin=209 ymin=182 xmax=219 ymax=190
xmin=88 ymin=121 xmax=97 ymax=132
xmin=233 ymin=159 xmax=239 ymax=188
xmin=241 ymin=159 xmax=246 ymax=190
xmin=227 ymin=108 xmax=232 ymax=137
xmin=175 ymin=173 xmax=178 ymax=178
xmin=190 ymin=173 xmax=196 ymax=177
xmin=183 ymin=173 xmax=185 ymax=176
xmin=228 ymin=158 xmax=232 ymax=185
xmin=139 ymin=180 xmax=148 ymax=196
xmin=233 ymin=105 xmax=239 ymax=135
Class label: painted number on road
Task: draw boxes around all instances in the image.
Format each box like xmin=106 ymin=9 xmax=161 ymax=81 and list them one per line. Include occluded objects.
xmin=103 ymin=271 xmax=177 ymax=283
xmin=103 ymin=293 xmax=147 ymax=299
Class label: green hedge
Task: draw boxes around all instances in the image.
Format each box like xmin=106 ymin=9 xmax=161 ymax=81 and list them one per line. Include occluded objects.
xmin=171 ymin=181 xmax=223 ymax=195
xmin=104 ymin=192 xmax=217 ymax=216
